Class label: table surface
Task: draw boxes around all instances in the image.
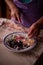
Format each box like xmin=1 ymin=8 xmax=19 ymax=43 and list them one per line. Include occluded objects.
xmin=0 ymin=18 xmax=43 ymax=65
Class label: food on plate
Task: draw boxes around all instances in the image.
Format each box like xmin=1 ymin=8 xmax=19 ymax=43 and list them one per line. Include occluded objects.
xmin=22 ymin=38 xmax=35 ymax=46
xmin=7 ymin=34 xmax=35 ymax=50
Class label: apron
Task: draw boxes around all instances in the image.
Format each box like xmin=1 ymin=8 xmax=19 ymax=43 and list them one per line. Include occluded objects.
xmin=11 ymin=0 xmax=43 ymax=27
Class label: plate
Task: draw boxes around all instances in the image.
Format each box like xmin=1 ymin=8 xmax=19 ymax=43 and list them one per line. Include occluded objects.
xmin=4 ymin=32 xmax=37 ymax=52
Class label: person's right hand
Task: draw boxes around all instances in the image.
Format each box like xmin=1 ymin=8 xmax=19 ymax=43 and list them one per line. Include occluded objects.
xmin=11 ymin=6 xmax=21 ymax=22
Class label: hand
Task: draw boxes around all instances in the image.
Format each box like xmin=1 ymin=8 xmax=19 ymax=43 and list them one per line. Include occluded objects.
xmin=11 ymin=6 xmax=21 ymax=22
xmin=26 ymin=23 xmax=40 ymax=38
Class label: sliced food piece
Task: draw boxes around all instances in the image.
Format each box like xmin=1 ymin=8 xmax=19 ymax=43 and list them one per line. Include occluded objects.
xmin=21 ymin=38 xmax=35 ymax=46
xmin=27 ymin=38 xmax=35 ymax=46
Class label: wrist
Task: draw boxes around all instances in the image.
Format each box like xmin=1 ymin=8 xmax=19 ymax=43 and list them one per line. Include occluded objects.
xmin=11 ymin=6 xmax=16 ymax=12
xmin=34 ymin=21 xmax=43 ymax=30
xmin=35 ymin=16 xmax=43 ymax=29
xmin=36 ymin=23 xmax=41 ymax=29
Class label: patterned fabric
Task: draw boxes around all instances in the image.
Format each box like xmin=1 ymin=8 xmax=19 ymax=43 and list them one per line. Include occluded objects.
xmin=0 ymin=18 xmax=43 ymax=65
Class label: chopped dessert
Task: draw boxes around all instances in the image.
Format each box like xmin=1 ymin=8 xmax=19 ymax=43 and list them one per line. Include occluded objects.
xmin=7 ymin=34 xmax=35 ymax=50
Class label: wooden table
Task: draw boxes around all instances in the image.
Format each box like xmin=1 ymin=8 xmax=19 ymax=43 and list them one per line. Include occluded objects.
xmin=0 ymin=18 xmax=43 ymax=65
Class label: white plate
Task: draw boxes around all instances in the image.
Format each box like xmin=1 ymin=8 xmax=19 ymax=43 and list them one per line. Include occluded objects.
xmin=4 ymin=32 xmax=37 ymax=52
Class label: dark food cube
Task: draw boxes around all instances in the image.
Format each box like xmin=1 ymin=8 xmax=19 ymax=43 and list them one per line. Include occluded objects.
xmin=18 ymin=47 xmax=21 ymax=50
xmin=14 ymin=40 xmax=18 ymax=45
xmin=8 ymin=39 xmax=29 ymax=50
xmin=8 ymin=39 xmax=15 ymax=48
xmin=17 ymin=47 xmax=23 ymax=50
xmin=14 ymin=45 xmax=17 ymax=49
xmin=18 ymin=46 xmax=24 ymax=50
xmin=24 ymin=44 xmax=30 ymax=48
xmin=17 ymin=41 xmax=23 ymax=48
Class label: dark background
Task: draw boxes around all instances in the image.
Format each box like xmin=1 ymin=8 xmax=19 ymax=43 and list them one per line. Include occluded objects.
xmin=0 ymin=0 xmax=10 ymax=18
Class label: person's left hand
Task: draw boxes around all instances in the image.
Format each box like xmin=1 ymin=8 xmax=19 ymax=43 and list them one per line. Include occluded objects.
xmin=26 ymin=23 xmax=40 ymax=38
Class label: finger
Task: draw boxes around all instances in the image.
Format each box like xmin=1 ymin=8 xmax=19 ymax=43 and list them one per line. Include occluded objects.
xmin=11 ymin=14 xmax=17 ymax=20
xmin=16 ymin=13 xmax=21 ymax=23
xmin=29 ymin=33 xmax=34 ymax=38
xmin=25 ymin=28 xmax=32 ymax=35
xmin=30 ymin=29 xmax=40 ymax=38
xmin=28 ymin=29 xmax=37 ymax=38
xmin=35 ymin=30 xmax=40 ymax=37
xmin=28 ymin=28 xmax=34 ymax=36
xmin=25 ymin=28 xmax=33 ymax=38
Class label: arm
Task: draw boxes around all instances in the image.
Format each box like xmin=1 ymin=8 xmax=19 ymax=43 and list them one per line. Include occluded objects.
xmin=5 ymin=0 xmax=21 ymax=22
xmin=36 ymin=16 xmax=43 ymax=29
xmin=27 ymin=16 xmax=43 ymax=38
xmin=5 ymin=0 xmax=16 ymax=11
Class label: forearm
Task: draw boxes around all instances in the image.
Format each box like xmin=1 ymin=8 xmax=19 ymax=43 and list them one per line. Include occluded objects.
xmin=5 ymin=0 xmax=17 ymax=11
xmin=37 ymin=16 xmax=43 ymax=24
xmin=35 ymin=16 xmax=43 ymax=29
